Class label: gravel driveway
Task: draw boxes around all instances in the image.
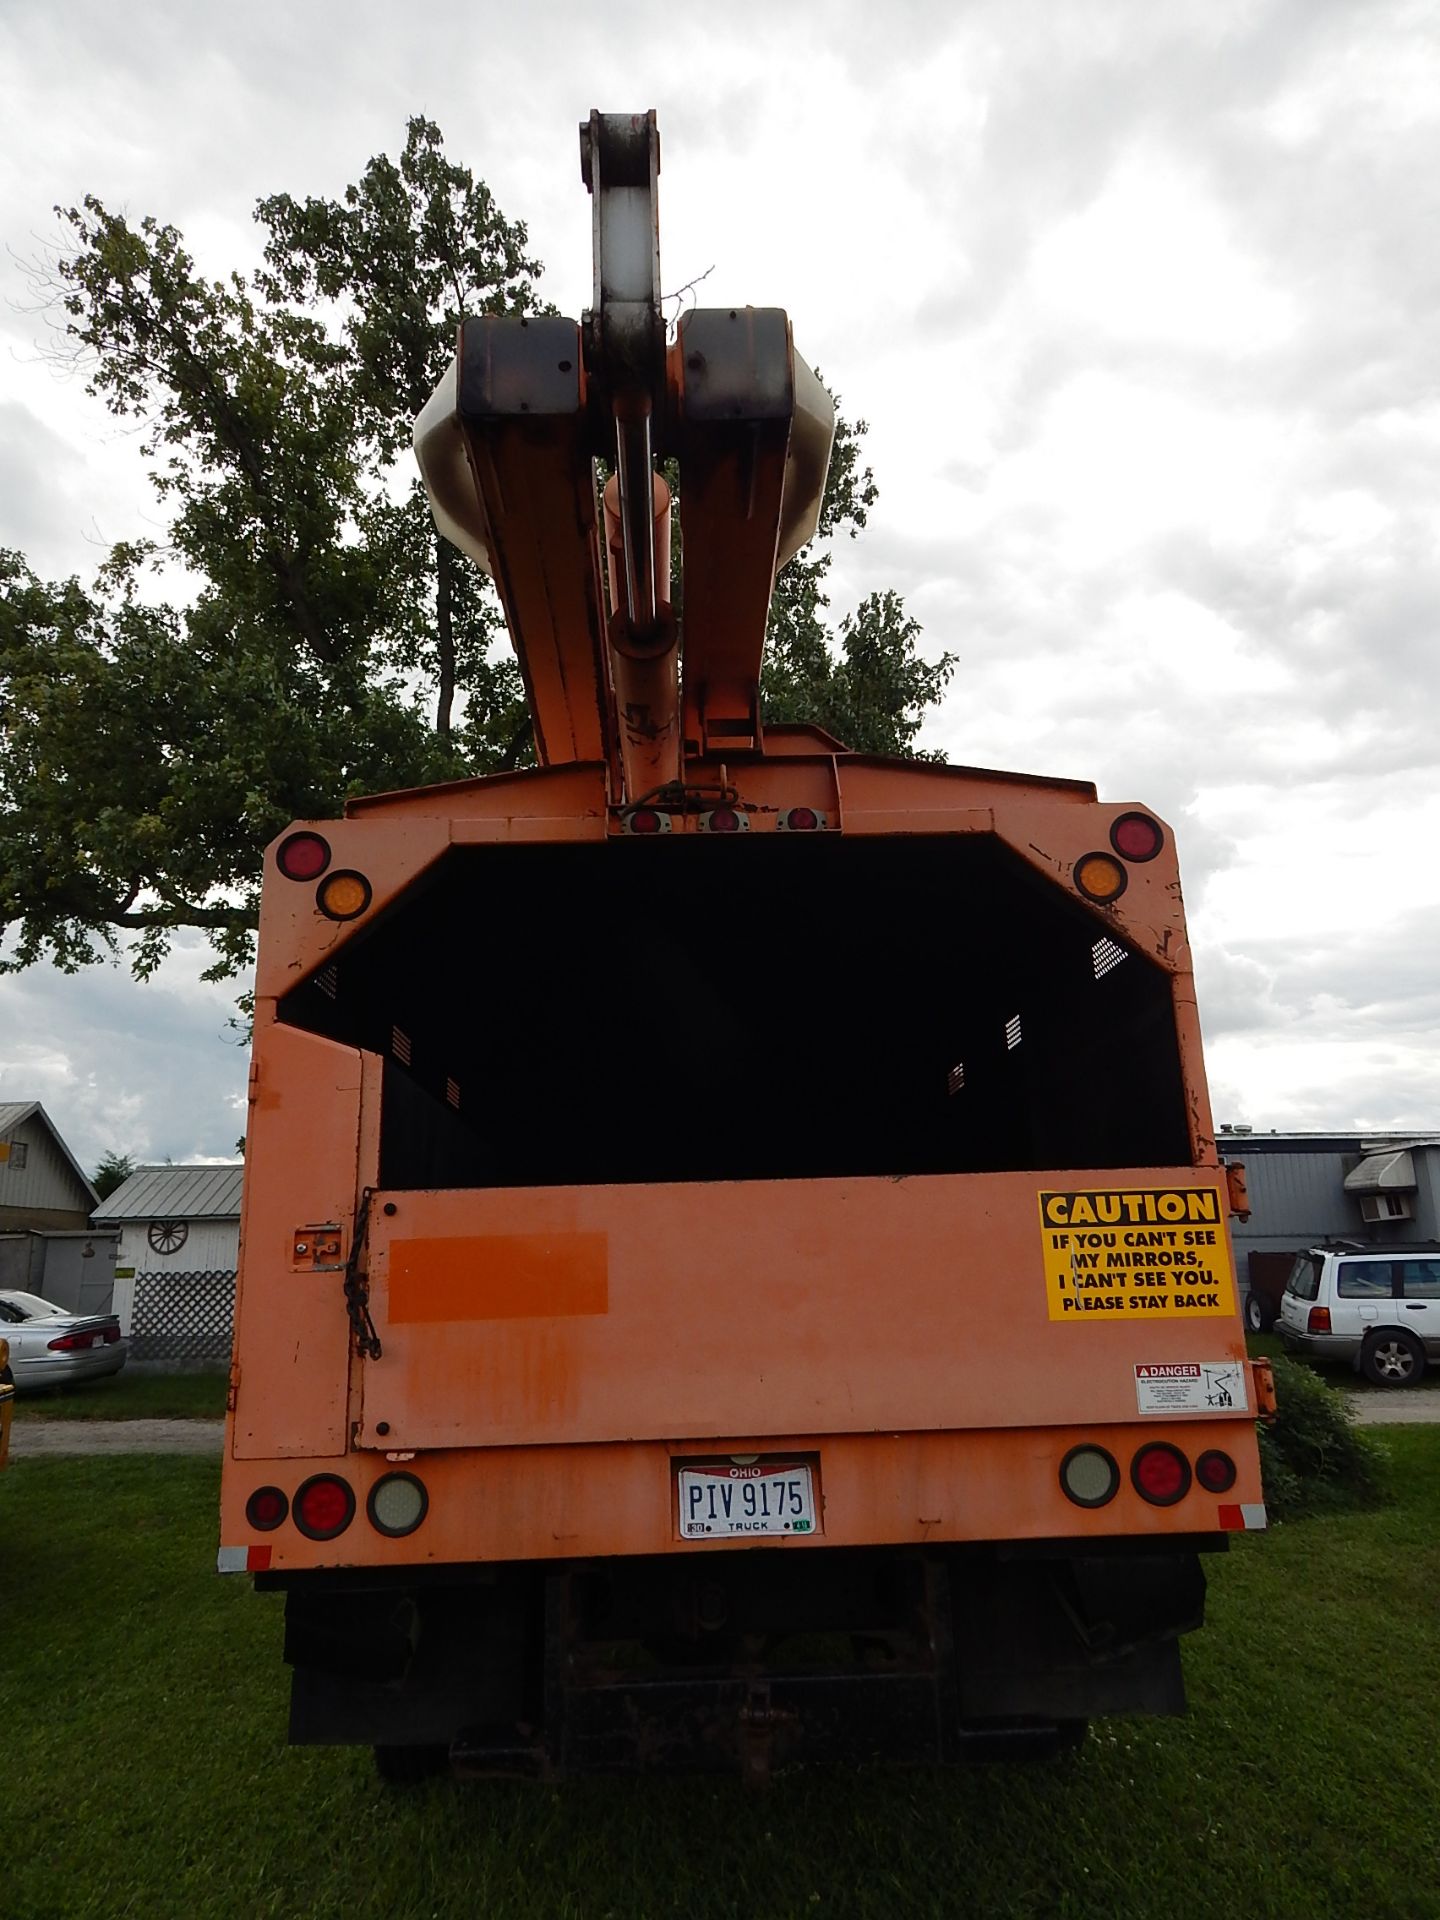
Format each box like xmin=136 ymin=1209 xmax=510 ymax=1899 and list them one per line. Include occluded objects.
xmin=1344 ymin=1389 xmax=1440 ymax=1426
xmin=7 ymin=1419 xmax=225 ymax=1456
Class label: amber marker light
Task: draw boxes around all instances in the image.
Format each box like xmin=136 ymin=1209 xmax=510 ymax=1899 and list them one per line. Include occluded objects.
xmin=1073 ymin=852 xmax=1128 ymax=904
xmin=316 ymin=870 xmax=373 ymax=921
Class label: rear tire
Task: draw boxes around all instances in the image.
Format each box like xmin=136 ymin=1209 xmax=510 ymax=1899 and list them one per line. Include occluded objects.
xmin=1243 ymin=1292 xmax=1273 ymax=1335
xmin=1360 ymin=1330 xmax=1424 ymax=1387
xmin=373 ymin=1743 xmax=449 ymax=1786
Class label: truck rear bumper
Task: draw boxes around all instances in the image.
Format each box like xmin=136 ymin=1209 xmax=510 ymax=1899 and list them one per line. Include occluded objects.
xmin=221 ymin=1417 xmax=1265 ymax=1572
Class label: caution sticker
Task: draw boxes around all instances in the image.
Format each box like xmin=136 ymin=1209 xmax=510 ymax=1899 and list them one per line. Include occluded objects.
xmin=1038 ymin=1187 xmax=1236 ymax=1321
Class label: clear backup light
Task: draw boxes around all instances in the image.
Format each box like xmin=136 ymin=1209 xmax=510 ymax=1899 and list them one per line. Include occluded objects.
xmin=1131 ymin=1443 xmax=1192 ymax=1506
xmin=1059 ymin=1444 xmax=1120 ymax=1508
xmin=699 ymin=806 xmax=748 ymax=833
xmin=367 ymin=1471 xmax=429 ymax=1538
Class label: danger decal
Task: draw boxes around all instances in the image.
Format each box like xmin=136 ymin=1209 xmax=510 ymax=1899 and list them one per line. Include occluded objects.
xmin=1038 ymin=1187 xmax=1236 ymax=1321
xmin=1134 ymin=1361 xmax=1247 ymax=1413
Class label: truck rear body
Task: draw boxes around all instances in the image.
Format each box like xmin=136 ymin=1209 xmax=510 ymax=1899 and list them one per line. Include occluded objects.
xmin=220 ymin=749 xmax=1267 ymax=1774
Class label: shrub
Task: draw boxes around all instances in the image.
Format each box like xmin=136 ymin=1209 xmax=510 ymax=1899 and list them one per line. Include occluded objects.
xmin=1258 ymin=1355 xmax=1390 ymax=1521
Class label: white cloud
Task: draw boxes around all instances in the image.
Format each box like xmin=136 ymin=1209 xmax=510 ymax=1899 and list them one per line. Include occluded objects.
xmin=0 ymin=935 xmax=250 ymax=1173
xmin=1030 ymin=150 xmax=1298 ymax=353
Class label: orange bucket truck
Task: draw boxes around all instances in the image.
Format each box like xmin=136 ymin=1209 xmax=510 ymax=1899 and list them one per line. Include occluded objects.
xmin=218 ymin=112 xmax=1269 ymax=1782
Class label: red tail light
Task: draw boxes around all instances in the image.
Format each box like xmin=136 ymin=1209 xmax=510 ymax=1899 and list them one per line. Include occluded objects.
xmin=700 ymin=806 xmax=747 ymax=833
xmin=1131 ymin=1443 xmax=1191 ymax=1506
xmin=624 ymin=807 xmax=671 ymax=835
xmin=102 ymin=1327 xmax=121 ymax=1345
xmin=47 ymin=1331 xmax=95 ymax=1352
xmin=1307 ymin=1306 xmax=1333 ymax=1335
xmin=1109 ymin=812 xmax=1164 ymax=862
xmin=245 ymin=1486 xmax=289 ymax=1532
xmin=1195 ymin=1450 xmax=1237 ymax=1494
xmin=293 ymin=1474 xmax=356 ymax=1541
xmin=276 ymin=831 xmax=332 ymax=881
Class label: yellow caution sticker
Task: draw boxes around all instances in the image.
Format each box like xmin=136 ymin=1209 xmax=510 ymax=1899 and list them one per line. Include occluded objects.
xmin=1038 ymin=1187 xmax=1236 ymax=1321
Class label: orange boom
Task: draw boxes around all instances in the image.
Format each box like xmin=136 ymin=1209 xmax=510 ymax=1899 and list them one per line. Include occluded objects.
xmin=218 ymin=112 xmax=1269 ymax=1782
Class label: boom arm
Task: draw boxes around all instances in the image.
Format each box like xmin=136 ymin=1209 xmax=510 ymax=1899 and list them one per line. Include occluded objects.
xmin=413 ymin=110 xmax=835 ymax=801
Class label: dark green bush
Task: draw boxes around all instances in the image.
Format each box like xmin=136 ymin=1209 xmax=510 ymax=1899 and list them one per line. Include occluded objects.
xmin=1258 ymin=1355 xmax=1390 ymax=1521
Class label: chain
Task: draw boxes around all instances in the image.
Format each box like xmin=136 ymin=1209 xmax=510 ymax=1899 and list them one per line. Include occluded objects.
xmin=343 ymin=1186 xmax=382 ymax=1362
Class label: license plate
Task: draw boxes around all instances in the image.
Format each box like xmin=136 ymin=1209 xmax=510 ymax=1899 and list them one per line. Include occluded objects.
xmin=676 ymin=1461 xmax=817 ymax=1540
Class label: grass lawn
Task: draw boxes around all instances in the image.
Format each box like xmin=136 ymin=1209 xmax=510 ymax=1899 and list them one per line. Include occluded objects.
xmin=4 ymin=1436 xmax=1439 ymax=1920
xmin=14 ymin=1367 xmax=228 ymax=1422
xmin=1246 ymin=1332 xmax=1286 ymax=1364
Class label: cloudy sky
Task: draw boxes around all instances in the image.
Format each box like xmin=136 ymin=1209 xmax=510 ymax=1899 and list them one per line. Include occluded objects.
xmin=2 ymin=0 xmax=1438 ymax=1173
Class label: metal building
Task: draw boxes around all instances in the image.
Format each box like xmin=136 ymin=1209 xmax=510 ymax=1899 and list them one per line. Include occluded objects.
xmin=1219 ymin=1126 xmax=1440 ymax=1329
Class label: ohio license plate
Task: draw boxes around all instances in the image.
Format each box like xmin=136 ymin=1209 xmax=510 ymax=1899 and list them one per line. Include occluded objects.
xmin=676 ymin=1461 xmax=816 ymax=1539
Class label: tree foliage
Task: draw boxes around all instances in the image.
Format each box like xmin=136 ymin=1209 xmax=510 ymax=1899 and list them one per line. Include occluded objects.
xmin=1 ymin=119 xmax=951 ymax=988
xmin=91 ymin=1150 xmax=136 ymax=1201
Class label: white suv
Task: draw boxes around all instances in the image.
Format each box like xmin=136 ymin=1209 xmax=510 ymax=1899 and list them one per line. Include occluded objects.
xmin=1278 ymin=1244 xmax=1440 ymax=1386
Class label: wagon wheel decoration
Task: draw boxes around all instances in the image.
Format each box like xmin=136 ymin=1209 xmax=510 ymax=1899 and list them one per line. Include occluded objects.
xmin=147 ymin=1220 xmax=189 ymax=1256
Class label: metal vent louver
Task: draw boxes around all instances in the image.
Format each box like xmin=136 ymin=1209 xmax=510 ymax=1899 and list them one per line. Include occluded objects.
xmin=1092 ymin=936 xmax=1127 ymax=980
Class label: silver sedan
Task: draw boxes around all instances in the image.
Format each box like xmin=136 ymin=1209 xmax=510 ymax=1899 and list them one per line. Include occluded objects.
xmin=0 ymin=1290 xmax=129 ymax=1389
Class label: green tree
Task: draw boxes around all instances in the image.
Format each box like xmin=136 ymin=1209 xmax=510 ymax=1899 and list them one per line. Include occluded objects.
xmin=91 ymin=1150 xmax=136 ymax=1201
xmin=761 ymin=406 xmax=956 ymax=756
xmin=3 ymin=119 xmax=535 ymax=983
xmin=257 ymin=117 xmax=541 ymax=752
xmin=1 ymin=121 xmax=950 ymax=992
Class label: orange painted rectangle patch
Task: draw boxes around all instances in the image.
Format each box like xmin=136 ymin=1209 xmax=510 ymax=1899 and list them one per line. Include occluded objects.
xmin=387 ymin=1234 xmax=609 ymax=1322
